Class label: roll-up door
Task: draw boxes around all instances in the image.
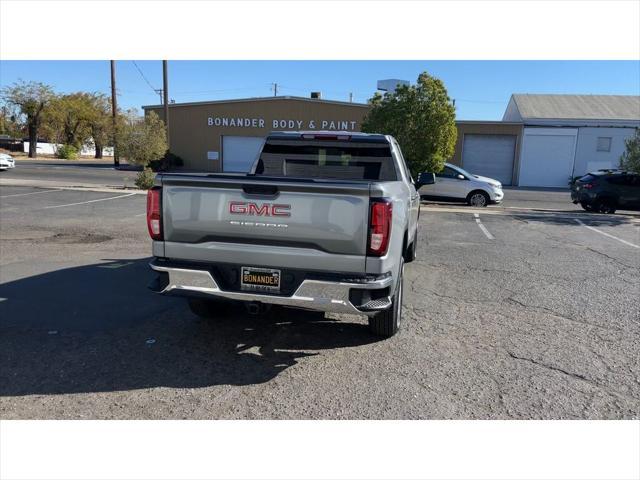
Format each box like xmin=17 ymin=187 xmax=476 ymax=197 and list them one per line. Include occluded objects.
xmin=518 ymin=129 xmax=577 ymax=187
xmin=462 ymin=134 xmax=516 ymax=185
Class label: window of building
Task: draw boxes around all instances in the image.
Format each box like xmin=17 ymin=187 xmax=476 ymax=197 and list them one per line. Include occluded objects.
xmin=596 ymin=137 xmax=612 ymax=152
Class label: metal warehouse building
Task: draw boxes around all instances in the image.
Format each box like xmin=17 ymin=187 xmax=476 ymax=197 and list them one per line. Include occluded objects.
xmin=144 ymin=93 xmax=639 ymax=187
xmin=451 ymin=94 xmax=639 ymax=187
xmin=503 ymin=94 xmax=640 ymax=187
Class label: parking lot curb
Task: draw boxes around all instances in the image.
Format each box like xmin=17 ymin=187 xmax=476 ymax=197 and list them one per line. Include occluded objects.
xmin=0 ymin=178 xmax=147 ymax=195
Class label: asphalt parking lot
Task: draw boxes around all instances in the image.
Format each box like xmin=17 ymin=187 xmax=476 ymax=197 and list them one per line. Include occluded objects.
xmin=0 ymin=185 xmax=638 ymax=419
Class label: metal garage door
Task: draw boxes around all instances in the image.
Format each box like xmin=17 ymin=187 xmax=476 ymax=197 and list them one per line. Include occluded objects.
xmin=518 ymin=129 xmax=577 ymax=187
xmin=222 ymin=136 xmax=265 ymax=172
xmin=462 ymin=134 xmax=516 ymax=185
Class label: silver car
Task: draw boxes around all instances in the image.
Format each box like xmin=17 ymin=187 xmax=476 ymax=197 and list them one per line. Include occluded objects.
xmin=0 ymin=153 xmax=16 ymax=171
xmin=418 ymin=162 xmax=504 ymax=207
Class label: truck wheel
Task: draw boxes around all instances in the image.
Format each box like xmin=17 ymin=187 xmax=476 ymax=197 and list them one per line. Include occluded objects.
xmin=368 ymin=260 xmax=404 ymax=338
xmin=187 ymin=297 xmax=228 ymax=319
xmin=405 ymin=231 xmax=418 ymax=263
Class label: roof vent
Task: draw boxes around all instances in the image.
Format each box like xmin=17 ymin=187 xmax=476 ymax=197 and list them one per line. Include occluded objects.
xmin=310 ymin=92 xmax=322 ymax=99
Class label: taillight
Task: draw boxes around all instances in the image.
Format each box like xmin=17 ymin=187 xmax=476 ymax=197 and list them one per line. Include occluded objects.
xmin=146 ymin=187 xmax=162 ymax=240
xmin=368 ymin=199 xmax=392 ymax=256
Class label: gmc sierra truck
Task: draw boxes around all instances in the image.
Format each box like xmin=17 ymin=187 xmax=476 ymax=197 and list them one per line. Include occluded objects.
xmin=147 ymin=131 xmax=434 ymax=337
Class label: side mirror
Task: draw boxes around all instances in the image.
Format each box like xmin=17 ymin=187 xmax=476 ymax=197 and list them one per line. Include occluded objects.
xmin=457 ymin=174 xmax=466 ymax=180
xmin=415 ymin=172 xmax=435 ymax=188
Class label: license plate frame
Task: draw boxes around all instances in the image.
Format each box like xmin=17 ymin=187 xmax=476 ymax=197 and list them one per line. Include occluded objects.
xmin=240 ymin=266 xmax=281 ymax=293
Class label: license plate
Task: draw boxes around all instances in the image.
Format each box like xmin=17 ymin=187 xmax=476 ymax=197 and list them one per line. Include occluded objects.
xmin=241 ymin=266 xmax=281 ymax=293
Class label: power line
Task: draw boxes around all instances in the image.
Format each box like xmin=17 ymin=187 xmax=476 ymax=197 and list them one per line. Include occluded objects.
xmin=454 ymin=98 xmax=507 ymax=104
xmin=131 ymin=61 xmax=158 ymax=93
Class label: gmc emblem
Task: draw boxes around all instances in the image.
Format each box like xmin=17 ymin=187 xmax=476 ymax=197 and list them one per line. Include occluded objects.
xmin=229 ymin=201 xmax=291 ymax=217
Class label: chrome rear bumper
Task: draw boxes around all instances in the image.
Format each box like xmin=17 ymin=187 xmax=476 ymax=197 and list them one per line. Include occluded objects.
xmin=150 ymin=261 xmax=393 ymax=316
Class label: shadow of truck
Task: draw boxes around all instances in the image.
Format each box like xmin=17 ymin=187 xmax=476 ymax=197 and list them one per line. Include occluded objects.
xmin=0 ymin=258 xmax=379 ymax=398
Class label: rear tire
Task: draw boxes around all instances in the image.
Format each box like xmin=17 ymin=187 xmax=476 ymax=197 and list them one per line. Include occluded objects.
xmin=405 ymin=230 xmax=418 ymax=263
xmin=580 ymin=202 xmax=594 ymax=212
xmin=368 ymin=260 xmax=404 ymax=338
xmin=595 ymin=197 xmax=617 ymax=214
xmin=467 ymin=190 xmax=490 ymax=207
xmin=188 ymin=297 xmax=229 ymax=319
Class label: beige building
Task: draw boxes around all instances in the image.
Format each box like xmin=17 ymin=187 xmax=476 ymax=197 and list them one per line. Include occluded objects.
xmin=143 ymin=96 xmax=371 ymax=172
xmin=450 ymin=121 xmax=523 ymax=185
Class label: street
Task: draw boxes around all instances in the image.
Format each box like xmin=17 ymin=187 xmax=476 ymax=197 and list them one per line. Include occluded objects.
xmin=1 ymin=183 xmax=638 ymax=419
xmin=0 ymin=159 xmax=140 ymax=187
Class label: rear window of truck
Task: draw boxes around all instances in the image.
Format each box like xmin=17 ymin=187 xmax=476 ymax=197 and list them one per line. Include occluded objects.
xmin=253 ymin=140 xmax=398 ymax=181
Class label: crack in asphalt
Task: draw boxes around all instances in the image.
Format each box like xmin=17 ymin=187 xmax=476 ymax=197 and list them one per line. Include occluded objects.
xmin=507 ymin=350 xmax=590 ymax=382
xmin=584 ymin=247 xmax=637 ymax=270
xmin=505 ymin=296 xmax=624 ymax=333
xmin=505 ymin=350 xmax=640 ymax=408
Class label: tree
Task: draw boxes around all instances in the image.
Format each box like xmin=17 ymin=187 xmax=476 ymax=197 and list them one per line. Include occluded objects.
xmin=42 ymin=93 xmax=94 ymax=151
xmin=85 ymin=93 xmax=112 ymax=158
xmin=361 ymin=72 xmax=457 ymax=176
xmin=0 ymin=106 xmax=23 ymax=138
xmin=619 ymin=129 xmax=640 ymax=174
xmin=1 ymin=80 xmax=55 ymax=157
xmin=117 ymin=110 xmax=167 ymax=166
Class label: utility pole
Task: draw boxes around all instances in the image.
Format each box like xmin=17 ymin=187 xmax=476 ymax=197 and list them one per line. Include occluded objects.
xmin=163 ymin=60 xmax=170 ymax=150
xmin=272 ymin=82 xmax=278 ymax=97
xmin=110 ymin=60 xmax=119 ymax=167
xmin=349 ymin=92 xmax=353 ymax=103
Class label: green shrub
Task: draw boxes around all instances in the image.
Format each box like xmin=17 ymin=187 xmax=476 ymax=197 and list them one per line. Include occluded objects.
xmin=148 ymin=151 xmax=185 ymax=172
xmin=57 ymin=144 xmax=78 ymax=159
xmin=135 ymin=167 xmax=156 ymax=190
xmin=619 ymin=129 xmax=640 ymax=174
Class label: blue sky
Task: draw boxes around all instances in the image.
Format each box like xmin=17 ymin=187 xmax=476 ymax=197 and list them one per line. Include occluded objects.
xmin=1 ymin=61 xmax=638 ymax=120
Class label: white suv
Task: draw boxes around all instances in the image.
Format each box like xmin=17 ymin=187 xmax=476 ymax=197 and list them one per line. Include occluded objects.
xmin=418 ymin=163 xmax=504 ymax=207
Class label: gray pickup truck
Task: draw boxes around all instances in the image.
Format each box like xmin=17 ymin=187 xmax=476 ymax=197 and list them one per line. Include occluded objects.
xmin=147 ymin=131 xmax=433 ymax=337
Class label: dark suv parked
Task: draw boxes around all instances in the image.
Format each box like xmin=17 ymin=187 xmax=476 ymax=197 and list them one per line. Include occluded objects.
xmin=571 ymin=170 xmax=640 ymax=213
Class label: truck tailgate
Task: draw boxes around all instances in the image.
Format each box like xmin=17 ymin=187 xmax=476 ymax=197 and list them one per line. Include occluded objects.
xmin=160 ymin=175 xmax=370 ymax=271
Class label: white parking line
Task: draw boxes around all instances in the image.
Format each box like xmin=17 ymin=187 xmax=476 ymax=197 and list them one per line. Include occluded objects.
xmin=574 ymin=219 xmax=639 ymax=249
xmin=43 ymin=192 xmax=136 ymax=209
xmin=473 ymin=213 xmax=495 ymax=240
xmin=0 ymin=189 xmax=61 ymax=198
xmin=134 ymin=213 xmax=147 ymax=217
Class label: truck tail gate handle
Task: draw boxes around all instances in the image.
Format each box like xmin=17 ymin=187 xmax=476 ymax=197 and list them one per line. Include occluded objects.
xmin=242 ymin=184 xmax=279 ymax=196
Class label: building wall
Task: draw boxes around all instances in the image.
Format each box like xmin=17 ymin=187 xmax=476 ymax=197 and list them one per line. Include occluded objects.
xmin=145 ymin=98 xmax=370 ymax=171
xmin=451 ymin=122 xmax=523 ymax=184
xmin=573 ymin=127 xmax=636 ymax=176
xmin=501 ymin=97 xmax=522 ymax=122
